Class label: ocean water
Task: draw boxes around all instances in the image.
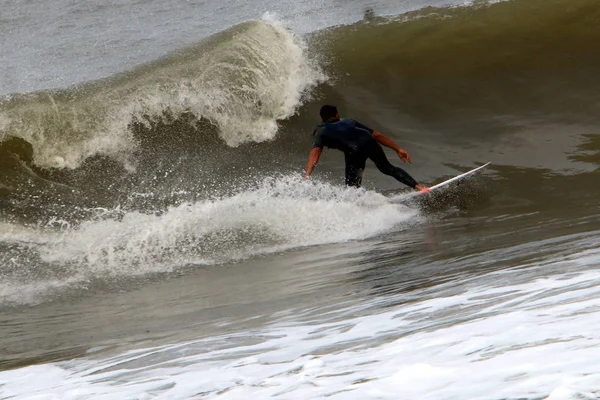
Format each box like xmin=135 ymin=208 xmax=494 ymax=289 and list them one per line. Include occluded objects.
xmin=1 ymin=0 xmax=599 ymax=398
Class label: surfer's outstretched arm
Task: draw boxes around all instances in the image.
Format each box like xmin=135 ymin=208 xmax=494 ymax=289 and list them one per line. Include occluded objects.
xmin=371 ymin=132 xmax=412 ymax=163
xmin=304 ymin=147 xmax=323 ymax=180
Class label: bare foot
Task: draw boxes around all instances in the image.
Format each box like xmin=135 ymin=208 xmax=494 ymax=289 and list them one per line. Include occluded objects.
xmin=415 ymin=184 xmax=429 ymax=193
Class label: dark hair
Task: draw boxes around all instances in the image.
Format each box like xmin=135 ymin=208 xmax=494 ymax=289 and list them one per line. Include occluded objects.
xmin=319 ymin=105 xmax=338 ymax=122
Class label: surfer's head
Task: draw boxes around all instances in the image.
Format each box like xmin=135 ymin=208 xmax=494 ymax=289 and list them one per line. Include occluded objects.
xmin=320 ymin=105 xmax=339 ymax=123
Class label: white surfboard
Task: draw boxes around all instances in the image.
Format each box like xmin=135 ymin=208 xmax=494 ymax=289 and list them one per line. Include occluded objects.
xmin=390 ymin=162 xmax=491 ymax=202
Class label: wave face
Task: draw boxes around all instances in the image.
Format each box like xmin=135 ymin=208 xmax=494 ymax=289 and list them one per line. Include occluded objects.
xmin=1 ymin=0 xmax=600 ymax=306
xmin=312 ymin=0 xmax=600 ymax=121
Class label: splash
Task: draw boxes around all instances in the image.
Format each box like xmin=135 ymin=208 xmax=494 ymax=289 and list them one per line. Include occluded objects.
xmin=0 ymin=176 xmax=417 ymax=306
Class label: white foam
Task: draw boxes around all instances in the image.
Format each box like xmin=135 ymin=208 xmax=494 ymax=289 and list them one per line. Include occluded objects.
xmin=2 ymin=247 xmax=599 ymax=399
xmin=41 ymin=176 xmax=416 ymax=272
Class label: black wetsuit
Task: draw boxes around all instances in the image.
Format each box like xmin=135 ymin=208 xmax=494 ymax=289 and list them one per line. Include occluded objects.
xmin=312 ymin=118 xmax=418 ymax=188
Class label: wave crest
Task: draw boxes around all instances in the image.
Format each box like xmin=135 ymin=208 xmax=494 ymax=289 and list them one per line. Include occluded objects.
xmin=0 ymin=19 xmax=325 ymax=169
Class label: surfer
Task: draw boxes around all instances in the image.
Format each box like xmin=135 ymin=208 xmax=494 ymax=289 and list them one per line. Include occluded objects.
xmin=304 ymin=105 xmax=427 ymax=191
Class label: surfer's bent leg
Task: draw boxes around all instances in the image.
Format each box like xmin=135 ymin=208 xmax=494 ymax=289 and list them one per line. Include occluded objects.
xmin=367 ymin=142 xmax=419 ymax=188
xmin=344 ymin=153 xmax=367 ymax=188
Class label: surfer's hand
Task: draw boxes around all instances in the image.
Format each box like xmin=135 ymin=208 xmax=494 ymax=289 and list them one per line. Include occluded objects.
xmin=397 ymin=149 xmax=411 ymax=163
